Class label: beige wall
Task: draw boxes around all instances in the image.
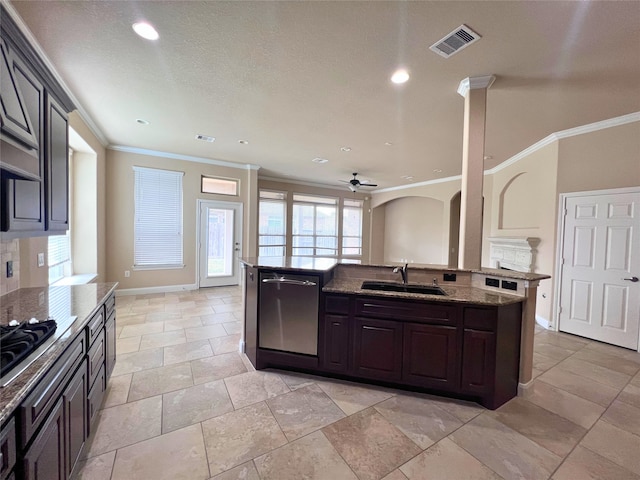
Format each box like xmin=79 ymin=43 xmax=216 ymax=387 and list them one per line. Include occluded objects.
xmin=488 ymin=142 xmax=559 ymax=322
xmin=371 ymin=179 xmax=462 ymax=267
xmin=106 ymin=149 xmax=255 ymax=289
xmin=258 ymin=179 xmax=371 ymax=260
xmin=68 ymin=112 xmax=107 ymax=282
xmin=371 ymin=120 xmax=639 ymax=325
xmin=383 ymin=196 xmax=446 ymax=264
xmin=557 ymin=121 xmax=640 ymax=194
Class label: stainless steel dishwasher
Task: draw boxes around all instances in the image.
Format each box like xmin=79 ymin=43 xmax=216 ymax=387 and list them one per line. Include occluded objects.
xmin=259 ymin=271 xmax=320 ymax=356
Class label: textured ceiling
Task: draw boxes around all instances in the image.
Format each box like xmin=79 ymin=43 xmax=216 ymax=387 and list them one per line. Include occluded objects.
xmin=7 ymin=0 xmax=640 ymax=190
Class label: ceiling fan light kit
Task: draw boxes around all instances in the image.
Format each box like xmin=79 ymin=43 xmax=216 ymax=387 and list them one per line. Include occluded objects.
xmin=342 ymin=173 xmax=378 ymax=192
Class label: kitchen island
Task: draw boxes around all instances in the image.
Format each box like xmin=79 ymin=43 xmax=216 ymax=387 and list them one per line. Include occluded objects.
xmin=0 ymin=283 xmax=117 ymax=480
xmin=242 ymin=257 xmax=549 ymax=409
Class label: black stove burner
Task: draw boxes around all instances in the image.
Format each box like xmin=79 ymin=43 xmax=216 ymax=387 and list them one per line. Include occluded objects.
xmin=0 ymin=320 xmax=57 ymax=378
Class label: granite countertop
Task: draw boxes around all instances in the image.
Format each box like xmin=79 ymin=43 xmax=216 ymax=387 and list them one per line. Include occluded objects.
xmin=241 ymin=256 xmax=339 ymax=272
xmin=323 ymin=278 xmax=525 ymax=306
xmin=0 ymin=283 xmax=118 ymax=425
xmin=240 ymin=257 xmax=550 ymax=282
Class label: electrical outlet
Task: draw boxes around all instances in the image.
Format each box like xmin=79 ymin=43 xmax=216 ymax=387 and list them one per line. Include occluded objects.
xmin=6 ymin=261 xmax=13 ymax=278
xmin=37 ymin=252 xmax=45 ymax=267
xmin=124 ymin=270 xmax=131 ymax=278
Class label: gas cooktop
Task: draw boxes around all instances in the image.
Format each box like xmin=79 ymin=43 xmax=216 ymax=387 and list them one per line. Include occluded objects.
xmin=0 ymin=315 xmax=77 ymax=387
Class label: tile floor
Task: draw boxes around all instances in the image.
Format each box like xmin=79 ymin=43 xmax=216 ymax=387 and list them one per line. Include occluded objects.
xmin=72 ymin=286 xmax=640 ymax=480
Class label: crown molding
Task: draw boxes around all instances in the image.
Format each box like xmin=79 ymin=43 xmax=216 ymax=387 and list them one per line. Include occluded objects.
xmin=457 ymin=75 xmax=496 ymax=97
xmin=109 ymin=145 xmax=260 ymax=170
xmin=259 ymin=175 xmax=369 ymax=195
xmin=485 ymin=111 xmax=640 ymax=175
xmin=374 ymin=175 xmax=463 ymax=194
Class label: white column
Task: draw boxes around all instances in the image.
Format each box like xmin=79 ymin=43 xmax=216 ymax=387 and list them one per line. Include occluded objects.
xmin=457 ymin=75 xmax=495 ymax=269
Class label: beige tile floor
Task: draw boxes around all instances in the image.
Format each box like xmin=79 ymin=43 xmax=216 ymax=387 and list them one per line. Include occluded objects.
xmin=72 ymin=286 xmax=640 ymax=480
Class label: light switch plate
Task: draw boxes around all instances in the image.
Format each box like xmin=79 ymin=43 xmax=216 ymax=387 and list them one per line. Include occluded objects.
xmin=37 ymin=253 xmax=45 ymax=267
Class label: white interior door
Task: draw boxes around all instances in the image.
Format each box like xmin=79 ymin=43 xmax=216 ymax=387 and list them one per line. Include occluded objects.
xmin=558 ymin=191 xmax=640 ymax=350
xmin=198 ymin=201 xmax=242 ymax=287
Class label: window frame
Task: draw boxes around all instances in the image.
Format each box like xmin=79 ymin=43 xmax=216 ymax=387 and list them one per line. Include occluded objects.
xmin=258 ymin=190 xmax=287 ymax=257
xmin=133 ymin=166 xmax=185 ymax=270
xmin=201 ymin=175 xmax=239 ymax=196
xmin=292 ymin=193 xmax=339 ymax=257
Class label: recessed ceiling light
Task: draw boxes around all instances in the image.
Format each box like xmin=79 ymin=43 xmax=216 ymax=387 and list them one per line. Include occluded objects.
xmin=132 ymin=22 xmax=159 ymax=40
xmin=401 ymin=175 xmax=414 ymax=180
xmin=238 ymin=140 xmax=249 ymax=145
xmin=340 ymin=147 xmax=352 ymax=152
xmin=136 ymin=118 xmax=149 ymax=125
xmin=312 ymin=157 xmax=329 ymax=164
xmin=484 ymin=155 xmax=493 ymax=160
xmin=195 ymin=134 xmax=215 ymax=142
xmin=391 ymin=69 xmax=410 ymax=84
xmin=384 ymin=142 xmax=393 ymax=146
xmin=433 ymin=169 xmax=443 ymax=173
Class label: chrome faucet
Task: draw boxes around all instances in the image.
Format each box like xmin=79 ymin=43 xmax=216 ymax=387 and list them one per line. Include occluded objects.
xmin=432 ymin=277 xmax=438 ymax=286
xmin=393 ymin=263 xmax=409 ymax=284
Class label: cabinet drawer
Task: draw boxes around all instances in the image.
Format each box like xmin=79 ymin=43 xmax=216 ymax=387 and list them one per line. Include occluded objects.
xmin=87 ymin=329 xmax=105 ymax=388
xmin=355 ymin=298 xmax=458 ymax=325
xmin=463 ymin=307 xmax=497 ymax=331
xmin=88 ymin=366 xmax=106 ymax=433
xmin=19 ymin=333 xmax=85 ymax=449
xmin=0 ymin=417 xmax=16 ymax=479
xmin=325 ymin=295 xmax=349 ymax=314
xmin=86 ymin=307 xmax=105 ymax=346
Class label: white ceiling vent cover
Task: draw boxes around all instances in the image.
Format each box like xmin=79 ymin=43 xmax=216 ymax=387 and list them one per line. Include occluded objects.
xmin=429 ymin=25 xmax=481 ymax=58
xmin=195 ymin=134 xmax=215 ymax=142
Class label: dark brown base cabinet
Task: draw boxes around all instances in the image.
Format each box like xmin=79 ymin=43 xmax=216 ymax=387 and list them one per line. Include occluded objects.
xmin=1 ymin=293 xmax=116 ymax=480
xmin=320 ymin=294 xmax=522 ymax=410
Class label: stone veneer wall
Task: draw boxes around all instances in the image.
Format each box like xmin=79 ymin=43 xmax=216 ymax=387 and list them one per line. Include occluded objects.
xmin=0 ymin=239 xmax=20 ymax=296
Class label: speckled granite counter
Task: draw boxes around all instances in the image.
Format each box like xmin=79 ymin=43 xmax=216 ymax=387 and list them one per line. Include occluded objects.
xmin=323 ymin=277 xmax=525 ymax=306
xmin=240 ymin=256 xmax=339 ymax=272
xmin=0 ymin=283 xmax=117 ymax=425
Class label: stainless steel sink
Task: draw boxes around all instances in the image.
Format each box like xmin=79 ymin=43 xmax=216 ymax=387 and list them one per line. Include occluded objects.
xmin=361 ymin=281 xmax=447 ymax=296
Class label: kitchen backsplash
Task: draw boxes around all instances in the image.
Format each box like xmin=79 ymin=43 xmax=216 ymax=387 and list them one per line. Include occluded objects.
xmin=0 ymin=239 xmax=20 ymax=296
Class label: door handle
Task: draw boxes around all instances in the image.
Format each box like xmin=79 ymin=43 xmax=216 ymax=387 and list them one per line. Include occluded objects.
xmin=623 ymin=276 xmax=639 ymax=282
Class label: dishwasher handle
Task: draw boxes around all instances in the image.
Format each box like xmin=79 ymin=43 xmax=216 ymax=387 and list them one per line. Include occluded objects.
xmin=261 ymin=277 xmax=317 ymax=286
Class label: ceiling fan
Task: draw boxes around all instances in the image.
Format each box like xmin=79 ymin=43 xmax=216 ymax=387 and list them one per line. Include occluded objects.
xmin=341 ymin=173 xmax=378 ymax=192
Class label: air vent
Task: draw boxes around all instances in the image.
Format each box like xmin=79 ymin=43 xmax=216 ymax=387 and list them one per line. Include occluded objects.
xmin=429 ymin=24 xmax=481 ymax=58
xmin=195 ymin=134 xmax=215 ymax=142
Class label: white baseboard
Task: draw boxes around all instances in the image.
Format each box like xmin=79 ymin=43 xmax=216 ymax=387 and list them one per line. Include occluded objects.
xmin=518 ymin=378 xmax=535 ymax=396
xmin=239 ymin=339 xmax=246 ymax=353
xmin=535 ymin=314 xmax=551 ymax=330
xmin=116 ymin=283 xmax=198 ymax=296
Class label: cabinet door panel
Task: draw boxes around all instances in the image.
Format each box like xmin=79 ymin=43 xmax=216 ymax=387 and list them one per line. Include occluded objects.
xmin=23 ymin=399 xmax=65 ymax=480
xmin=0 ymin=38 xmax=39 ymax=152
xmin=45 ymin=95 xmax=69 ymax=231
xmin=402 ymin=323 xmax=458 ymax=390
xmin=461 ymin=329 xmax=496 ymax=395
xmin=352 ymin=317 xmax=402 ymax=381
xmin=105 ymin=314 xmax=116 ymax=379
xmin=64 ymin=361 xmax=87 ymax=478
xmin=322 ymin=314 xmax=349 ymax=373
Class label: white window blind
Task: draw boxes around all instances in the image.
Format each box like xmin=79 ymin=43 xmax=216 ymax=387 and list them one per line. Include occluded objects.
xmin=259 ymin=190 xmax=287 ymax=256
xmin=48 ymin=233 xmax=71 ymax=284
xmin=133 ymin=166 xmax=184 ymax=268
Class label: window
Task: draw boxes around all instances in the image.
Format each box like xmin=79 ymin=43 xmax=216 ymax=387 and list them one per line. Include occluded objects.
xmin=259 ymin=190 xmax=286 ymax=256
xmin=133 ymin=166 xmax=184 ymax=268
xmin=48 ymin=232 xmax=71 ymax=284
xmin=292 ymin=194 xmax=338 ymax=256
xmin=201 ymin=176 xmax=238 ymax=196
xmin=342 ymin=199 xmax=363 ymax=256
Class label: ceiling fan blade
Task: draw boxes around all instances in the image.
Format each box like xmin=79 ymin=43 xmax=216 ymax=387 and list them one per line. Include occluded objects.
xmin=360 ymin=183 xmax=378 ymax=187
